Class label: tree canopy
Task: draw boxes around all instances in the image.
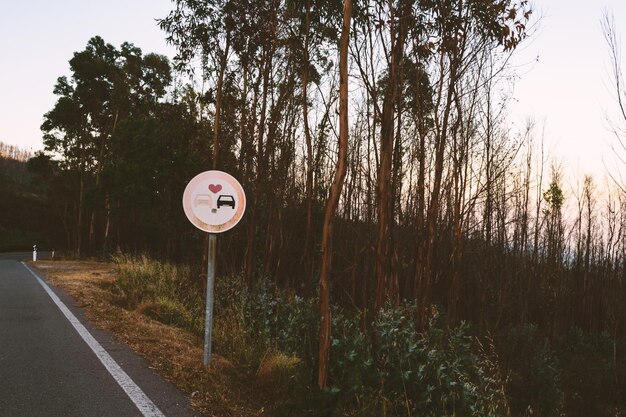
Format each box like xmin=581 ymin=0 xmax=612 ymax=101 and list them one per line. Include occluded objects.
xmin=27 ymin=3 xmax=626 ymax=415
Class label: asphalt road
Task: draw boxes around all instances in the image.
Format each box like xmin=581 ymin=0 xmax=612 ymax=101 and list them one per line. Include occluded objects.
xmin=0 ymin=254 xmax=198 ymax=417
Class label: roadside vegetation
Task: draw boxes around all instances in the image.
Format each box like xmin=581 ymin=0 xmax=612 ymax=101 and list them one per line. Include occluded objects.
xmin=108 ymin=254 xmax=625 ymax=417
xmin=6 ymin=1 xmax=626 ymax=416
xmin=112 ymin=255 xmax=513 ymax=416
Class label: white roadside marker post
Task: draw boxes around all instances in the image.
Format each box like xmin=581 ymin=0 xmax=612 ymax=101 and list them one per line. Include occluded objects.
xmin=33 ymin=245 xmax=37 ymax=262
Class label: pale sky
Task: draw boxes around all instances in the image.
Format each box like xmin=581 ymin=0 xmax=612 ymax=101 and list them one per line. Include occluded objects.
xmin=2 ymin=1 xmax=626 ymax=182
xmin=0 ymin=0 xmax=176 ymax=152
xmin=509 ymin=1 xmax=626 ymax=181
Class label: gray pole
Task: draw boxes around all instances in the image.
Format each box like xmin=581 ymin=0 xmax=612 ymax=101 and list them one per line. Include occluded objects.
xmin=204 ymin=233 xmax=217 ymax=368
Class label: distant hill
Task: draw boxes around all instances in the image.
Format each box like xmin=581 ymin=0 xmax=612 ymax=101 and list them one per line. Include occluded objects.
xmin=0 ymin=144 xmax=59 ymax=252
xmin=0 ymin=142 xmax=32 ymax=162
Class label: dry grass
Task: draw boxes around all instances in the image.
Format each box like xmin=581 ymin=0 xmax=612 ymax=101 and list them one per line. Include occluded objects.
xmin=33 ymin=260 xmax=264 ymax=417
xmin=255 ymin=349 xmax=303 ymax=403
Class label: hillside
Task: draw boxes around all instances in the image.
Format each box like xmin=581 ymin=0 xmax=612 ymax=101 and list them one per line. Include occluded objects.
xmin=0 ymin=150 xmax=60 ymax=252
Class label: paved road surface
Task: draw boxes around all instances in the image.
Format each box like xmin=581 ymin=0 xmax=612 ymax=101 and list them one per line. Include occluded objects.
xmin=0 ymin=254 xmax=198 ymax=417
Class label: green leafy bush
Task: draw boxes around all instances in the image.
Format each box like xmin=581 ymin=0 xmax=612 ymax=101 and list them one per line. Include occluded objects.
xmin=498 ymin=324 xmax=562 ymax=417
xmin=557 ymin=328 xmax=622 ymax=417
xmin=274 ymin=304 xmax=510 ymax=417
xmin=114 ymin=256 xmax=625 ymax=417
xmin=365 ymin=307 xmax=509 ymax=417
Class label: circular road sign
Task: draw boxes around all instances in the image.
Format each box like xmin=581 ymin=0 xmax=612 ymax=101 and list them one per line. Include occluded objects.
xmin=183 ymin=170 xmax=246 ymax=233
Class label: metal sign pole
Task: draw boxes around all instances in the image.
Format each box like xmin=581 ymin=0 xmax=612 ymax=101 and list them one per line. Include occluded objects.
xmin=204 ymin=233 xmax=217 ymax=368
xmin=183 ymin=170 xmax=246 ymax=368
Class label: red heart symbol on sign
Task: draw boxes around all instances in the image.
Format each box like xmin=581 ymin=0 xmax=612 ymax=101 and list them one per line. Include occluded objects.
xmin=208 ymin=184 xmax=222 ymax=193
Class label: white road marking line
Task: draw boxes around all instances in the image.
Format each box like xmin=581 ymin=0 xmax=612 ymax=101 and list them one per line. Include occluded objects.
xmin=21 ymin=262 xmax=165 ymax=417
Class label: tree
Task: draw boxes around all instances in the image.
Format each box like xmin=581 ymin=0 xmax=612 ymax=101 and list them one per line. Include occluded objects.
xmin=603 ymin=11 xmax=626 ymax=186
xmin=41 ymin=36 xmax=172 ymax=255
xmin=543 ymin=171 xmax=564 ymax=268
xmin=318 ymin=0 xmax=351 ymax=390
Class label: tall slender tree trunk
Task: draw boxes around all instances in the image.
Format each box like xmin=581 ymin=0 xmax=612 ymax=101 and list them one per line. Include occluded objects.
xmin=418 ymin=51 xmax=458 ymax=327
xmin=414 ymin=118 xmax=427 ymax=301
xmin=244 ymin=73 xmax=260 ymax=290
xmin=90 ymin=109 xmax=118 ymax=254
xmin=202 ymin=35 xmax=230 ymax=286
xmin=246 ymin=45 xmax=273 ymax=290
xmin=318 ymin=0 xmax=351 ymax=390
xmin=213 ymin=35 xmax=230 ymax=170
xmin=77 ymin=172 xmax=85 ymax=257
xmin=374 ymin=0 xmax=408 ymax=311
xmin=302 ymin=0 xmax=314 ymax=295
xmin=448 ymin=84 xmax=468 ymax=323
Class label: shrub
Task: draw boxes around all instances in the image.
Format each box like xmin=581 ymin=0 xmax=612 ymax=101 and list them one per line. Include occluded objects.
xmin=276 ymin=295 xmax=319 ymax=365
xmin=212 ymin=277 xmax=268 ymax=366
xmin=557 ymin=328 xmax=621 ymax=417
xmin=279 ymin=304 xmax=510 ymax=417
xmin=497 ymin=324 xmax=562 ymax=417
xmin=110 ymin=256 xmax=517 ymax=417
xmin=368 ymin=307 xmax=509 ymax=417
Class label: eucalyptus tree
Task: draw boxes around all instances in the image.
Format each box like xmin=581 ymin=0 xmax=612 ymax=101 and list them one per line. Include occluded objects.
xmin=102 ymin=100 xmax=204 ymax=256
xmin=407 ymin=0 xmax=531 ymax=325
xmin=283 ymin=0 xmax=342 ymax=291
xmin=345 ymin=0 xmax=530 ymax=317
xmin=348 ymin=0 xmax=415 ymax=310
xmin=161 ymin=0 xmax=343 ymax=289
xmin=160 ymin=0 xmax=235 ymax=170
xmin=543 ymin=173 xmax=564 ymax=268
xmin=318 ymin=0 xmax=352 ymax=390
xmin=162 ymin=0 xmax=283 ymax=287
xmin=41 ymin=36 xmax=172 ymax=255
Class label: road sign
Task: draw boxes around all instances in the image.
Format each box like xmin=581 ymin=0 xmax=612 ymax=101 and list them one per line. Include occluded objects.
xmin=182 ymin=170 xmax=246 ymax=368
xmin=182 ymin=170 xmax=246 ymax=233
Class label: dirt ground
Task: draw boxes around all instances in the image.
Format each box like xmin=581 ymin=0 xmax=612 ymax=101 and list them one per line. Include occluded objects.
xmin=32 ymin=260 xmax=262 ymax=417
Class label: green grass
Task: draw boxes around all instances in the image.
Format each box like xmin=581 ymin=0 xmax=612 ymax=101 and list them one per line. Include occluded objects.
xmin=112 ymin=253 xmax=204 ymax=335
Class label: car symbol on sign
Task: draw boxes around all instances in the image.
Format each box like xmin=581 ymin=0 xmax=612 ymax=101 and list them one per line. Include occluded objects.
xmin=217 ymin=195 xmax=235 ymax=209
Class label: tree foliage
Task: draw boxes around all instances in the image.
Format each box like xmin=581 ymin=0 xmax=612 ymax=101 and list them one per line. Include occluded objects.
xmin=27 ymin=3 xmax=626 ymax=415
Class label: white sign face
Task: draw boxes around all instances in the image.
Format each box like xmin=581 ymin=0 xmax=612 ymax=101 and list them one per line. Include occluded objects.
xmin=183 ymin=170 xmax=246 ymax=233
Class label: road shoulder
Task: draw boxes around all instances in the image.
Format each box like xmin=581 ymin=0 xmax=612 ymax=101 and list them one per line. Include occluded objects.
xmin=29 ymin=260 xmax=263 ymax=417
xmin=29 ymin=261 xmax=207 ymax=417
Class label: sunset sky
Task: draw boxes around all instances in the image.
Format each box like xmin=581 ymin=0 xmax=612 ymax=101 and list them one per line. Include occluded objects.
xmin=2 ymin=1 xmax=626 ymax=183
xmin=0 ymin=0 xmax=175 ymax=151
xmin=509 ymin=1 xmax=626 ymax=184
